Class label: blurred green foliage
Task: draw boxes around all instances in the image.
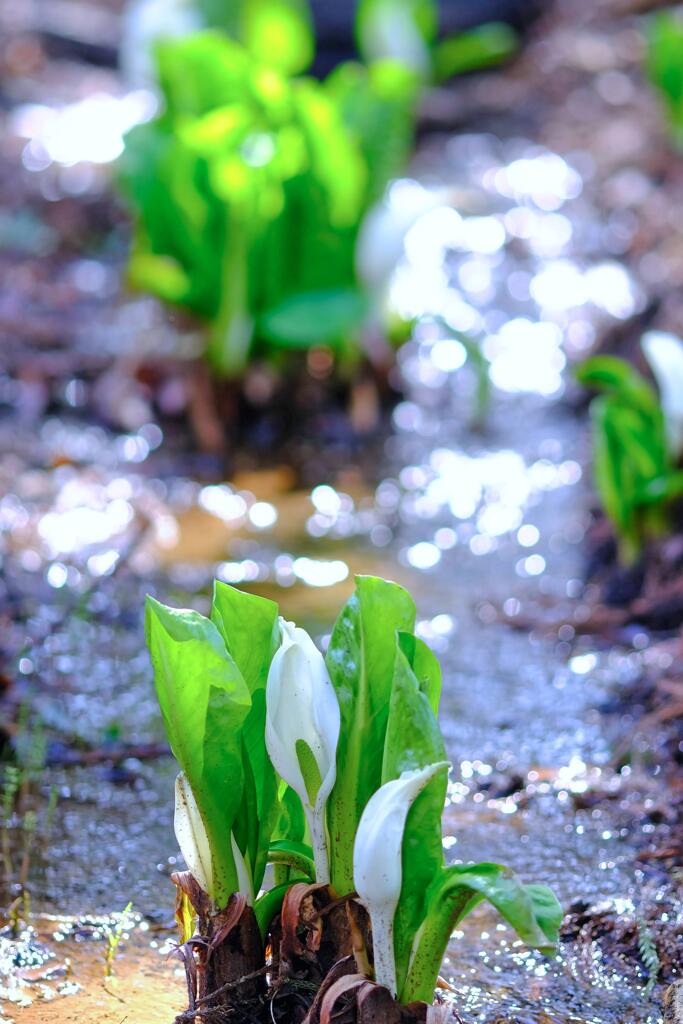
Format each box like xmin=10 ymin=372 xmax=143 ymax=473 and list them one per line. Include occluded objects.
xmin=120 ymin=30 xmax=419 ymax=376
xmin=577 ymin=356 xmax=683 ymax=564
xmin=197 ymin=0 xmax=314 ymax=75
xmin=647 ymin=9 xmax=683 ymax=147
xmin=120 ymin=1 xmax=517 ymax=377
xmin=356 ymin=0 xmax=517 ymax=83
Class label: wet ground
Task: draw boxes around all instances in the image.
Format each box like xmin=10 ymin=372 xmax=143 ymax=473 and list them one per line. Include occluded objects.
xmin=1 ymin=1 xmax=682 ymax=1022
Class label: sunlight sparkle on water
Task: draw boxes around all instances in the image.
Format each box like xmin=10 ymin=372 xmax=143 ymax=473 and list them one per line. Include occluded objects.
xmin=14 ymin=91 xmax=157 ymax=168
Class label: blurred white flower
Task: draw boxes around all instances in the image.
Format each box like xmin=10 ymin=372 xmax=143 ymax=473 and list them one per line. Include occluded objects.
xmin=120 ymin=0 xmax=204 ymax=89
xmin=642 ymin=330 xmax=683 ymax=459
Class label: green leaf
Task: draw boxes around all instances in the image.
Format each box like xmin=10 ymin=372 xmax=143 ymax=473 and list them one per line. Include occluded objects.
xmin=210 ymin=583 xmax=280 ymax=890
xmin=127 ymin=253 xmax=191 ymax=304
xmin=211 ymin=582 xmax=279 ymax=696
xmin=382 ymin=635 xmax=447 ymax=994
xmin=197 ymin=0 xmax=313 ymax=76
xmin=397 ymin=631 xmax=441 ymax=716
xmin=326 ymin=575 xmax=416 ymax=893
xmin=327 ymin=59 xmax=419 ymax=206
xmin=638 ymin=469 xmax=683 ymax=504
xmin=590 ymin=391 xmax=670 ymax=564
xmin=145 ymin=597 xmax=251 ymax=904
xmin=253 ymin=878 xmax=308 ymax=939
xmin=647 ymin=11 xmax=683 ymax=140
xmin=259 ymin=289 xmax=368 ymax=349
xmin=272 ymin=780 xmax=307 ymax=844
xmin=267 ymin=839 xmax=316 ymax=880
xmin=382 ymin=637 xmax=445 ymax=781
xmin=576 ymin=356 xmax=659 ymax=416
xmin=434 ymin=23 xmax=518 ymax=82
xmin=402 ymin=863 xmax=562 ymax=1003
xmin=242 ymin=0 xmax=314 ymax=76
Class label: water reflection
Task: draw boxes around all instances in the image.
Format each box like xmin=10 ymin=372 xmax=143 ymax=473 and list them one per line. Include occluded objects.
xmin=13 ymin=91 xmax=157 ymax=168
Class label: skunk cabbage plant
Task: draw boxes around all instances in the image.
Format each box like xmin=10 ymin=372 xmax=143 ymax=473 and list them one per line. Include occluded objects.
xmin=147 ymin=575 xmax=561 ymax=1012
xmin=120 ymin=30 xmax=419 ymax=377
xmin=577 ymin=344 xmax=683 ymax=564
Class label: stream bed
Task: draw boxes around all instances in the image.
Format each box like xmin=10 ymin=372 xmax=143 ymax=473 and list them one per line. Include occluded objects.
xmin=0 ymin=2 xmax=681 ymax=1022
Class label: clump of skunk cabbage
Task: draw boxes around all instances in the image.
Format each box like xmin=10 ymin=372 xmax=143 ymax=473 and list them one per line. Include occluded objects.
xmin=146 ymin=575 xmax=561 ymax=1018
xmin=577 ymin=335 xmax=683 ymax=564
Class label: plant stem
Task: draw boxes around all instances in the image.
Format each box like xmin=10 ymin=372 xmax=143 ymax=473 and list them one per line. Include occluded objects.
xmin=306 ymin=809 xmax=330 ymax=885
xmin=369 ymin=904 xmax=398 ymax=997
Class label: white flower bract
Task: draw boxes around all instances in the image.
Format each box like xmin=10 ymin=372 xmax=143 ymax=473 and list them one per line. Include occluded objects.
xmin=353 ymin=763 xmax=449 ymax=996
xmin=174 ymin=771 xmax=213 ymax=897
xmin=265 ymin=618 xmax=340 ymax=882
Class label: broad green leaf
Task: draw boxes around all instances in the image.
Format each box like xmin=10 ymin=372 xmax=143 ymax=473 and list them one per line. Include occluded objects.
xmin=577 ymin=356 xmax=659 ymax=416
xmin=402 ymin=862 xmax=562 ymax=1003
xmin=326 ymin=575 xmax=416 ymax=893
xmin=647 ymin=12 xmax=683 ymax=140
xmin=638 ymin=469 xmax=683 ymax=504
xmin=382 ymin=638 xmax=445 ymax=781
xmin=327 ymin=59 xmax=419 ymax=206
xmin=211 ymin=582 xmax=279 ymax=696
xmin=156 ymin=33 xmax=253 ymax=119
xmin=210 ymin=582 xmax=280 ymax=890
xmin=259 ymin=289 xmax=368 ymax=349
xmin=397 ymin=630 xmax=441 ymax=715
xmin=253 ymin=878 xmax=308 ymax=939
xmin=127 ymin=252 xmax=191 ymax=304
xmin=145 ymin=597 xmax=251 ymax=904
xmin=382 ymin=636 xmax=447 ymax=994
xmin=198 ymin=0 xmax=313 ymax=76
xmin=267 ymin=839 xmax=315 ymax=880
xmin=242 ymin=0 xmax=313 ymax=76
xmin=434 ymin=23 xmax=517 ymax=82
xmin=592 ymin=397 xmax=641 ymax=562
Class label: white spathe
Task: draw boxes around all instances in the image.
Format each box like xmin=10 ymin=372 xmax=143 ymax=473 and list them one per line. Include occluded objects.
xmin=174 ymin=772 xmax=213 ymax=897
xmin=356 ymin=181 xmax=447 ymax=292
xmin=265 ymin=618 xmax=340 ymax=883
xmin=353 ymin=763 xmax=448 ymax=997
xmin=359 ymin=2 xmax=431 ymax=78
xmin=230 ymin=831 xmax=255 ymax=906
xmin=120 ymin=0 xmax=204 ymax=89
xmin=642 ymin=330 xmax=683 ymax=460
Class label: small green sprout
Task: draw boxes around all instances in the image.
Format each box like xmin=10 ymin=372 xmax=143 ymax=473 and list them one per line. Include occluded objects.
xmin=1 ymin=765 xmax=21 ymax=882
xmin=104 ymin=902 xmax=135 ymax=980
xmin=637 ymin=917 xmax=661 ymax=997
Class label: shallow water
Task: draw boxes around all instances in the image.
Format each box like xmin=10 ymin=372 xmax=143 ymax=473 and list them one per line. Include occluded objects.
xmin=1 ymin=62 xmax=680 ymax=1024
